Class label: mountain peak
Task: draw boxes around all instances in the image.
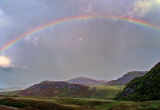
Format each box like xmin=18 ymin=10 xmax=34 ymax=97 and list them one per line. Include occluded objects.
xmin=66 ymin=76 xmax=105 ymax=86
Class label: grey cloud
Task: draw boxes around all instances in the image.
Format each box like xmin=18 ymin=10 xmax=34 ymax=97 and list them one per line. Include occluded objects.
xmin=0 ymin=0 xmax=160 ymax=88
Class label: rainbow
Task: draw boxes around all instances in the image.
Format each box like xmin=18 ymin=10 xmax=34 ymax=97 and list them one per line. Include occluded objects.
xmin=0 ymin=15 xmax=160 ymax=54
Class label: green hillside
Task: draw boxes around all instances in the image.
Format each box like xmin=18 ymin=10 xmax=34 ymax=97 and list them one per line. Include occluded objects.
xmin=116 ymin=62 xmax=160 ymax=101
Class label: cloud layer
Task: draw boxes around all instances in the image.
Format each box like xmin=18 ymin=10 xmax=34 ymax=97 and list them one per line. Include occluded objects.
xmin=0 ymin=9 xmax=10 ymax=27
xmin=0 ymin=0 xmax=160 ymax=88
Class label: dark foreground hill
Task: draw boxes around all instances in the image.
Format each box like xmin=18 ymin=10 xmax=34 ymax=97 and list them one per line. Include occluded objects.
xmin=18 ymin=81 xmax=91 ymax=98
xmin=107 ymin=71 xmax=147 ymax=86
xmin=116 ymin=62 xmax=160 ymax=101
xmin=66 ymin=76 xmax=105 ymax=86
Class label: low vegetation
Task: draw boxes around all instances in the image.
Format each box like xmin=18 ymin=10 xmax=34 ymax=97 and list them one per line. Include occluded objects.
xmin=90 ymin=86 xmax=124 ymax=99
xmin=0 ymin=96 xmax=160 ymax=110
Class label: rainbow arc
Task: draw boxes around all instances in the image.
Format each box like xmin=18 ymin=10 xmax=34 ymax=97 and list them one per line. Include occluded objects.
xmin=0 ymin=15 xmax=160 ymax=54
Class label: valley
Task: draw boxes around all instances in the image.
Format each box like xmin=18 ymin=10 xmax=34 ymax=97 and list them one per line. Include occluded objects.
xmin=1 ymin=62 xmax=160 ymax=110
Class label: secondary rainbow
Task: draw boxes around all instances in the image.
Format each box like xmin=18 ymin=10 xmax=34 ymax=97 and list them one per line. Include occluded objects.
xmin=0 ymin=15 xmax=160 ymax=54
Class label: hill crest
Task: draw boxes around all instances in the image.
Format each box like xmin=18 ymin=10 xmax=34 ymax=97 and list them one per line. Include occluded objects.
xmin=18 ymin=81 xmax=91 ymax=97
xmin=66 ymin=76 xmax=105 ymax=86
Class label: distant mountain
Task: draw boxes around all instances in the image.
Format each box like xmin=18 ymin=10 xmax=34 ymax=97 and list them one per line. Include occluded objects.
xmin=18 ymin=81 xmax=91 ymax=98
xmin=66 ymin=76 xmax=106 ymax=86
xmin=0 ymin=87 xmax=22 ymax=92
xmin=107 ymin=71 xmax=147 ymax=86
xmin=116 ymin=62 xmax=160 ymax=101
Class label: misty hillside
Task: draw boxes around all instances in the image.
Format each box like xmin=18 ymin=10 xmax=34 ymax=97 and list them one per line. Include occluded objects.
xmin=107 ymin=71 xmax=147 ymax=86
xmin=0 ymin=87 xmax=22 ymax=92
xmin=66 ymin=76 xmax=105 ymax=86
xmin=116 ymin=62 xmax=160 ymax=101
xmin=18 ymin=81 xmax=91 ymax=98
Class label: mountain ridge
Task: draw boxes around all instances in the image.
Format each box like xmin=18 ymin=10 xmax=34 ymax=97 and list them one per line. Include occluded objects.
xmin=107 ymin=71 xmax=147 ymax=86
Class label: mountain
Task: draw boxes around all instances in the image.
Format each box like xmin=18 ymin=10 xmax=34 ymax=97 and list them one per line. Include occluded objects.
xmin=18 ymin=81 xmax=91 ymax=98
xmin=1 ymin=80 xmax=123 ymax=100
xmin=0 ymin=87 xmax=22 ymax=92
xmin=107 ymin=71 xmax=147 ymax=86
xmin=66 ymin=76 xmax=106 ymax=86
xmin=116 ymin=62 xmax=160 ymax=101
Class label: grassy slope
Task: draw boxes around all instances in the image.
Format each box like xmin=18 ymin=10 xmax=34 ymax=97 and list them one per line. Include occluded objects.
xmin=0 ymin=96 xmax=160 ymax=110
xmin=90 ymin=86 xmax=124 ymax=99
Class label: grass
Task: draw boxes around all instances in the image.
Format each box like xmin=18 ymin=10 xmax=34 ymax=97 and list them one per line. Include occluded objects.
xmin=0 ymin=96 xmax=160 ymax=110
xmin=0 ymin=98 xmax=28 ymax=108
xmin=0 ymin=86 xmax=159 ymax=110
xmin=90 ymin=86 xmax=124 ymax=100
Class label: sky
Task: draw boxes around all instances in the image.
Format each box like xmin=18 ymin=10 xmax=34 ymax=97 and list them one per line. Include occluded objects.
xmin=0 ymin=0 xmax=160 ymax=88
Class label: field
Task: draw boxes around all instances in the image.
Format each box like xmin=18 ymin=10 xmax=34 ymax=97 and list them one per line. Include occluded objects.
xmin=0 ymin=86 xmax=159 ymax=110
xmin=0 ymin=96 xmax=160 ymax=110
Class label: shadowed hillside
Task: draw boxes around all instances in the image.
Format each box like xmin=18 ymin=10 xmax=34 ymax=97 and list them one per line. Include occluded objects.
xmin=18 ymin=81 xmax=91 ymax=98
